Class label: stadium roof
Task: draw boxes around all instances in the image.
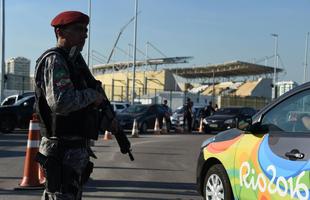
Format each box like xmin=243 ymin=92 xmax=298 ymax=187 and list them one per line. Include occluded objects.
xmin=92 ymin=56 xmax=193 ymax=74
xmin=169 ymin=60 xmax=283 ymax=79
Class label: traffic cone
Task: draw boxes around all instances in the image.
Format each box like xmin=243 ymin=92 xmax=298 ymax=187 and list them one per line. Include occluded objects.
xmin=131 ymin=119 xmax=139 ymax=138
xmin=154 ymin=118 xmax=161 ymax=134
xmin=15 ymin=114 xmax=44 ymax=190
xmin=161 ymin=117 xmax=168 ymax=134
xmin=103 ymin=130 xmax=113 ymax=140
xmin=198 ymin=118 xmax=204 ymax=133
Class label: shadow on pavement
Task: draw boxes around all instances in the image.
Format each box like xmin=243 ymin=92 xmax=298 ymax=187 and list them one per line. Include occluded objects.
xmin=130 ymin=152 xmax=184 ymax=156
xmin=0 ymin=141 xmax=26 ymax=147
xmin=0 ymin=188 xmax=42 ymax=196
xmin=0 ymin=150 xmax=25 ymax=158
xmin=94 ymin=166 xmax=184 ymax=172
xmin=84 ymin=179 xmax=200 ymax=197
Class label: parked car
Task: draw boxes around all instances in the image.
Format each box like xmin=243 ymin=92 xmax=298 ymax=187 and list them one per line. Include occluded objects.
xmin=116 ymin=104 xmax=171 ymax=134
xmin=0 ymin=95 xmax=35 ymax=133
xmin=170 ymin=105 xmax=205 ymax=130
xmin=196 ymin=81 xmax=310 ymax=200
xmin=110 ymin=101 xmax=130 ymax=113
xmin=1 ymin=92 xmax=35 ymax=106
xmin=202 ymin=106 xmax=256 ymax=133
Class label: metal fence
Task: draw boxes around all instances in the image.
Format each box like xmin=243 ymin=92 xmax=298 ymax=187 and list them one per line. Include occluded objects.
xmin=103 ymin=84 xmax=271 ymax=110
xmin=218 ymin=95 xmax=271 ymax=110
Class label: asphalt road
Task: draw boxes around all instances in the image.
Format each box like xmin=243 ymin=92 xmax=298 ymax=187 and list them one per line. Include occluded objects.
xmin=0 ymin=131 xmax=211 ymax=200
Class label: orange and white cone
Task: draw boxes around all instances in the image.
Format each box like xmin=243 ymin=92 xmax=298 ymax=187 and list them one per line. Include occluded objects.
xmin=161 ymin=117 xmax=167 ymax=134
xmin=103 ymin=130 xmax=113 ymax=140
xmin=154 ymin=118 xmax=161 ymax=134
xmin=15 ymin=114 xmax=44 ymax=190
xmin=131 ymin=119 xmax=139 ymax=138
xmin=198 ymin=118 xmax=204 ymax=133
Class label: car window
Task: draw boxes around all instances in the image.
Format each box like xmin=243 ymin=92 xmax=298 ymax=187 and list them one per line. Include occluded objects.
xmin=14 ymin=96 xmax=34 ymax=106
xmin=124 ymin=105 xmax=148 ymax=113
xmin=261 ymin=89 xmax=310 ymax=133
xmin=116 ymin=104 xmax=125 ymax=109
xmin=240 ymin=108 xmax=255 ymax=116
xmin=216 ymin=108 xmax=239 ymax=115
xmin=2 ymin=97 xmax=16 ymax=105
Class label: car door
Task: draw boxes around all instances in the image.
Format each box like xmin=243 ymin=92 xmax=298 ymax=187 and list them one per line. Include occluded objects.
xmin=146 ymin=105 xmax=157 ymax=128
xmin=236 ymin=88 xmax=310 ymax=200
xmin=19 ymin=96 xmax=35 ymax=127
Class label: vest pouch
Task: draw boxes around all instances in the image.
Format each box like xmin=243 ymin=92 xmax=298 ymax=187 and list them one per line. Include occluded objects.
xmin=82 ymin=108 xmax=100 ymax=140
xmin=54 ymin=108 xmax=99 ymax=140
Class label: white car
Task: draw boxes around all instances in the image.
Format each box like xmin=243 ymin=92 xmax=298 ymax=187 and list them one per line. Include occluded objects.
xmin=111 ymin=102 xmax=130 ymax=113
xmin=170 ymin=105 xmax=204 ymax=129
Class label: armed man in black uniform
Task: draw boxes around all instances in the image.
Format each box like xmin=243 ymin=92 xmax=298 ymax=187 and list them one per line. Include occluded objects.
xmin=34 ymin=11 xmax=132 ymax=200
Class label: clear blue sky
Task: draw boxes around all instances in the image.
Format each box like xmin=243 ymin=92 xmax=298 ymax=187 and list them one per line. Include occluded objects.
xmin=5 ymin=0 xmax=310 ymax=84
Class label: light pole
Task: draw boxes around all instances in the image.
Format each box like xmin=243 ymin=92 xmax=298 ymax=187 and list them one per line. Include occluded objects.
xmin=0 ymin=0 xmax=5 ymax=101
xmin=271 ymin=33 xmax=278 ymax=99
xmin=304 ymin=32 xmax=309 ymax=83
xmin=86 ymin=0 xmax=91 ymax=67
xmin=131 ymin=0 xmax=138 ymax=105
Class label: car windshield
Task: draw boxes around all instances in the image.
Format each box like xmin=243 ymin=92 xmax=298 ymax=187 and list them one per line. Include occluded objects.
xmin=123 ymin=105 xmax=149 ymax=113
xmin=174 ymin=107 xmax=184 ymax=114
xmin=215 ymin=108 xmax=240 ymax=115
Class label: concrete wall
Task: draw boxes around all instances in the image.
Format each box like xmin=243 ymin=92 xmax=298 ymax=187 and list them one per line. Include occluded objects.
xmin=94 ymin=70 xmax=179 ymax=101
xmin=251 ymin=78 xmax=272 ymax=99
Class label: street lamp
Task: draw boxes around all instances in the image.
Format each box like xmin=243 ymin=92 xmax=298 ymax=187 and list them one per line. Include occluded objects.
xmin=131 ymin=0 xmax=138 ymax=105
xmin=271 ymin=33 xmax=279 ymax=99
xmin=304 ymin=32 xmax=309 ymax=83
xmin=0 ymin=0 xmax=5 ymax=101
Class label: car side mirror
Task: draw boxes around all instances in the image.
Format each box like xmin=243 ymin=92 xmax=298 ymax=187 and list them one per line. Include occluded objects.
xmin=248 ymin=121 xmax=269 ymax=134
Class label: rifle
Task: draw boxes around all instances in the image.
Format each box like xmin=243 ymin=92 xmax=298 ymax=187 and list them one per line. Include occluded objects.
xmin=96 ymin=96 xmax=134 ymax=161
xmin=68 ymin=48 xmax=134 ymax=161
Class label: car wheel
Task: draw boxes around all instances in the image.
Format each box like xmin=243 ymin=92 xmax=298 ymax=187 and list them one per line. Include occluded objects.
xmin=203 ymin=164 xmax=233 ymax=200
xmin=0 ymin=117 xmax=15 ymax=133
xmin=204 ymin=125 xmax=211 ymax=134
xmin=140 ymin=122 xmax=148 ymax=134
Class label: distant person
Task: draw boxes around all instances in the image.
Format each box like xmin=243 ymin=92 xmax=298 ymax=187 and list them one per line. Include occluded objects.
xmin=214 ymin=104 xmax=219 ymax=112
xmin=203 ymin=101 xmax=215 ymax=118
xmin=162 ymin=99 xmax=171 ymax=114
xmin=301 ymin=114 xmax=310 ymax=131
xmin=184 ymin=98 xmax=194 ymax=132
xmin=162 ymin=99 xmax=172 ymax=130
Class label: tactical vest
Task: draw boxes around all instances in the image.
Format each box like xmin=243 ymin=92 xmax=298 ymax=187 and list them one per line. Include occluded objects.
xmin=34 ymin=47 xmax=99 ymax=139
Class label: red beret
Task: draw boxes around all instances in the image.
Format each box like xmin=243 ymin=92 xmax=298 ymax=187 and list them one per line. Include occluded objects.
xmin=51 ymin=11 xmax=89 ymax=27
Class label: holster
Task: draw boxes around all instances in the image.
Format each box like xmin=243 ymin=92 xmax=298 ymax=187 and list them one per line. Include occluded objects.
xmin=35 ymin=152 xmax=62 ymax=193
xmin=81 ymin=161 xmax=94 ymax=184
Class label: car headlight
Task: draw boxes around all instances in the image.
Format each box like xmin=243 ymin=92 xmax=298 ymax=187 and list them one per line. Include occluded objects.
xmin=202 ymin=118 xmax=208 ymax=124
xmin=224 ymin=118 xmax=235 ymax=124
xmin=201 ymin=137 xmax=215 ymax=148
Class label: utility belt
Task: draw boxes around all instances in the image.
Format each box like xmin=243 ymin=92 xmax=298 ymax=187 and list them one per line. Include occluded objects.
xmin=35 ymin=137 xmax=93 ymax=193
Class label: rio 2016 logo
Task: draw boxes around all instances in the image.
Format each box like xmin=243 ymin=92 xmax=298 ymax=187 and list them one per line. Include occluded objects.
xmin=239 ymin=161 xmax=309 ymax=200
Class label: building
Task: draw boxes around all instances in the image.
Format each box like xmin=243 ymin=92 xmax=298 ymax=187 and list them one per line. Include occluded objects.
xmin=5 ymin=57 xmax=31 ymax=92
xmin=276 ymin=81 xmax=298 ymax=97
xmin=94 ymin=69 xmax=180 ymax=102
xmin=6 ymin=57 xmax=30 ymax=76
